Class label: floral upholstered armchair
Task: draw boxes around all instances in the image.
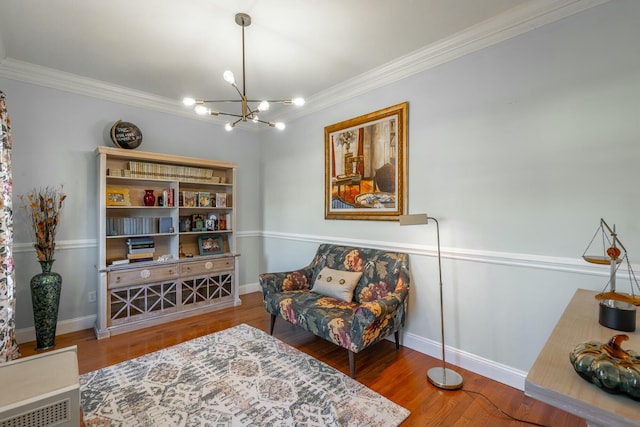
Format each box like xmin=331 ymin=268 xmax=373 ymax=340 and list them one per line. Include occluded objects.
xmin=259 ymin=244 xmax=411 ymax=378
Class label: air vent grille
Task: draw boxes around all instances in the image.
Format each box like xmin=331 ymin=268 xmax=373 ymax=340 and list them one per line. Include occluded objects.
xmin=0 ymin=398 xmax=70 ymax=427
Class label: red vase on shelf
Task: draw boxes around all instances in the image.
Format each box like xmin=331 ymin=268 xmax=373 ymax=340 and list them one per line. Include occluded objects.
xmin=143 ymin=189 xmax=155 ymax=206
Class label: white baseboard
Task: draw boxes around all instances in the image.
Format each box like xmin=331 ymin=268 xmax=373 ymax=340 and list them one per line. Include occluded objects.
xmin=16 ymin=285 xmax=260 ymax=345
xmin=15 ymin=315 xmax=96 ymax=347
xmin=399 ymin=330 xmax=527 ymax=390
xmin=240 ymin=282 xmax=261 ymax=294
xmin=241 ymin=280 xmax=526 ymax=390
xmin=15 ymin=283 xmax=526 ymax=391
xmin=239 ymin=282 xmax=528 ymax=389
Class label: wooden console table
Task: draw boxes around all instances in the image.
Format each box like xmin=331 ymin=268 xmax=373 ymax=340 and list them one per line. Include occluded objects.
xmin=525 ymin=289 xmax=639 ymax=427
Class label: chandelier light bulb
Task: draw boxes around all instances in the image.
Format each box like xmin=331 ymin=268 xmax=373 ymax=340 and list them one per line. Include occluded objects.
xmin=194 ymin=105 xmax=209 ymax=115
xmin=223 ymin=70 xmax=235 ymax=85
xmin=182 ymin=13 xmax=304 ymax=130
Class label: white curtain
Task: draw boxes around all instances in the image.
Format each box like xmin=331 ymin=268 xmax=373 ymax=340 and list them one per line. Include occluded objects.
xmin=0 ymin=90 xmax=20 ymax=361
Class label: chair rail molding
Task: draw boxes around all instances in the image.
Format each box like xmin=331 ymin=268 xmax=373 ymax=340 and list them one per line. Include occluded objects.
xmin=13 ymin=239 xmax=96 ymax=253
xmin=260 ymin=230 xmax=635 ymax=280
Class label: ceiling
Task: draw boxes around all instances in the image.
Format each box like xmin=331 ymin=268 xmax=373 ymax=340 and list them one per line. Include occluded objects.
xmin=0 ymin=0 xmax=604 ymax=124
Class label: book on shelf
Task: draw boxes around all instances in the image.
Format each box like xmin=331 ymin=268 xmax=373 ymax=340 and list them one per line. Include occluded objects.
xmin=182 ymin=191 xmax=196 ymax=207
xmin=128 ymin=247 xmax=156 ymax=255
xmin=127 ymin=243 xmax=155 ymax=250
xmin=198 ymin=192 xmax=211 ymax=207
xmin=127 ymin=236 xmax=154 ymax=245
xmin=179 ymin=216 xmax=191 ymax=232
xmin=110 ymin=258 xmax=130 ymax=266
xmin=159 ymin=217 xmax=173 ymax=233
xmin=127 ymin=237 xmax=155 ymax=254
xmin=164 ymin=188 xmax=174 ymax=206
xmin=129 ymin=257 xmax=154 ymax=263
xmin=191 ymin=214 xmax=206 ymax=231
xmin=127 ymin=252 xmax=155 ymax=260
xmin=108 ymin=217 xmax=162 ymax=235
xmin=215 ymin=193 xmax=227 ymax=208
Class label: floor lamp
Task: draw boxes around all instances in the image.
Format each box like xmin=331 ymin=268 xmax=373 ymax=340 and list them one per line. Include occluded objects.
xmin=400 ymin=213 xmax=463 ymax=390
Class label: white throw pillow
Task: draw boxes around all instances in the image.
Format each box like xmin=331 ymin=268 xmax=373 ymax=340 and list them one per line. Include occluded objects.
xmin=311 ymin=267 xmax=363 ymax=302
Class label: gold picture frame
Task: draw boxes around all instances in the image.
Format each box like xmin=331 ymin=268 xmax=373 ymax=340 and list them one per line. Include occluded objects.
xmin=324 ymin=102 xmax=408 ymax=221
xmin=106 ymin=188 xmax=131 ymax=206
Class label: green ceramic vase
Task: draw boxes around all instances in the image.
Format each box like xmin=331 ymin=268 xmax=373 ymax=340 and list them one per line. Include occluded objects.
xmin=30 ymin=260 xmax=62 ymax=350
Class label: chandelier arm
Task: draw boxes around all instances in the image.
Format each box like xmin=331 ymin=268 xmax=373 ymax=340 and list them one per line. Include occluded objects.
xmin=216 ymin=112 xmax=245 ymax=119
xmin=201 ymin=100 xmax=244 ymax=103
xmin=253 ymin=118 xmax=273 ymax=125
xmin=232 ymin=83 xmax=244 ymax=99
xmin=244 ymin=100 xmax=292 ymax=103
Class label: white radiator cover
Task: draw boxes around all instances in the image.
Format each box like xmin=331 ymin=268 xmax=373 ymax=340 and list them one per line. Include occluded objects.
xmin=0 ymin=346 xmax=79 ymax=427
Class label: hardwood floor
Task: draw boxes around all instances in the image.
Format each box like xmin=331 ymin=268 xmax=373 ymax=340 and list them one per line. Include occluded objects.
xmin=18 ymin=292 xmax=585 ymax=427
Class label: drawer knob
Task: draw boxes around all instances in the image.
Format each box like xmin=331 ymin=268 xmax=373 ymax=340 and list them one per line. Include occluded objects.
xmin=205 ymin=261 xmax=213 ymax=270
xmin=140 ymin=269 xmax=151 ymax=279
xmin=115 ymin=276 xmax=121 ymax=283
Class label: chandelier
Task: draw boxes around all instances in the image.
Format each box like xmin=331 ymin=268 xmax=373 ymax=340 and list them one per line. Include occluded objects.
xmin=183 ymin=13 xmax=304 ymax=131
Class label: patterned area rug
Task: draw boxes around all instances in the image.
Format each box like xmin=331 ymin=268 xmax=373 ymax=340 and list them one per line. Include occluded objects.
xmin=80 ymin=324 xmax=410 ymax=426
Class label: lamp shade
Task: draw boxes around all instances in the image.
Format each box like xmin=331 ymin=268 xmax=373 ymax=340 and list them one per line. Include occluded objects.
xmin=399 ymin=214 xmax=428 ymax=226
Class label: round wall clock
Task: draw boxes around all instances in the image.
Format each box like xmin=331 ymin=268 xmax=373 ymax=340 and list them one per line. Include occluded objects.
xmin=110 ymin=120 xmax=143 ymax=149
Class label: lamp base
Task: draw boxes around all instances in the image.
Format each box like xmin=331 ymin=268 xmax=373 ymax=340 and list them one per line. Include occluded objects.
xmin=427 ymin=367 xmax=463 ymax=390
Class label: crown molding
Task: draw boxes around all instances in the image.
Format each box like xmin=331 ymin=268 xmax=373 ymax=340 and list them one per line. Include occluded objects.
xmin=0 ymin=58 xmax=237 ymax=124
xmin=0 ymin=59 xmax=185 ymax=113
xmin=0 ymin=0 xmax=610 ymax=126
xmin=281 ymin=0 xmax=610 ymax=122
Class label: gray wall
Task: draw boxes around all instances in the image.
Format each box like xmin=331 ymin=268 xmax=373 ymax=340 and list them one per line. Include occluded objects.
xmin=0 ymin=78 xmax=262 ymax=335
xmin=259 ymin=0 xmax=640 ymax=388
xmin=2 ymin=0 xmax=639 ymax=390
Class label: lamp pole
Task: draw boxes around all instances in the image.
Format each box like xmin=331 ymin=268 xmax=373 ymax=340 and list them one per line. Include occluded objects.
xmin=399 ymin=213 xmax=463 ymax=390
xmin=426 ymin=216 xmax=463 ymax=389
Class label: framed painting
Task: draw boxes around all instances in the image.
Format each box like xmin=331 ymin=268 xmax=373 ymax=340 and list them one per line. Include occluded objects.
xmin=324 ymin=102 xmax=408 ymax=221
xmin=197 ymin=234 xmax=225 ymax=256
xmin=106 ymin=188 xmax=131 ymax=206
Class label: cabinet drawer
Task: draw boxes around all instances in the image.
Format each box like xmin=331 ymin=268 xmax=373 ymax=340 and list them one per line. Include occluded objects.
xmin=108 ymin=265 xmax=178 ymax=288
xmin=181 ymin=258 xmax=234 ymax=276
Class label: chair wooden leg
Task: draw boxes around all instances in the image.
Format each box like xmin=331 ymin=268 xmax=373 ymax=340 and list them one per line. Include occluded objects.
xmin=395 ymin=331 xmax=400 ymax=350
xmin=270 ymin=315 xmax=276 ymax=335
xmin=348 ymin=350 xmax=356 ymax=379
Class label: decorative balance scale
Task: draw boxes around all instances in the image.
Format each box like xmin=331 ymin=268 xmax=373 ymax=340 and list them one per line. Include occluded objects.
xmin=583 ymin=218 xmax=640 ymax=332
